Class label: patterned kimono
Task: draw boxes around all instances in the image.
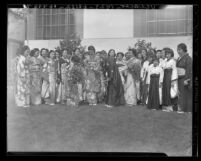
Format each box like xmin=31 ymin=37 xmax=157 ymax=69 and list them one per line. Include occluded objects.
xmin=66 ymin=62 xmax=83 ymax=107
xmin=15 ymin=55 xmax=30 ymax=107
xmin=47 ymin=58 xmax=58 ymax=104
xmin=125 ymin=57 xmax=141 ymax=105
xmin=147 ymin=65 xmax=164 ymax=109
xmin=57 ymin=57 xmax=71 ymax=103
xmin=39 ymin=56 xmax=50 ymax=102
xmin=29 ymin=57 xmax=42 ymax=105
xmin=176 ymin=53 xmax=192 ymax=112
xmin=162 ymin=58 xmax=178 ymax=107
xmin=84 ymin=56 xmax=102 ymax=104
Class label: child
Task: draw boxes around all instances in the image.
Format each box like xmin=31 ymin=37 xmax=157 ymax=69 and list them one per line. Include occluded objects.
xmin=147 ymin=58 xmax=164 ymax=110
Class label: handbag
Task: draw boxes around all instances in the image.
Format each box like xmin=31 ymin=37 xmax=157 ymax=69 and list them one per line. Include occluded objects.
xmin=177 ymin=67 xmax=186 ymax=76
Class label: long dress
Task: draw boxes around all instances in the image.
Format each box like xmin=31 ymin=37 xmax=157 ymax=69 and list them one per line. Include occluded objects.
xmin=105 ymin=58 xmax=125 ymax=106
xmin=66 ymin=62 xmax=84 ymax=107
xmin=140 ymin=60 xmax=150 ymax=104
xmin=47 ymin=59 xmax=57 ymax=104
xmin=125 ymin=57 xmax=141 ymax=105
xmin=85 ymin=56 xmax=102 ymax=104
xmin=147 ymin=65 xmax=164 ymax=109
xmin=58 ymin=57 xmax=70 ymax=103
xmin=116 ymin=60 xmax=127 ymax=84
xmin=162 ymin=58 xmax=178 ymax=107
xmin=15 ymin=55 xmax=30 ymax=107
xmin=176 ymin=53 xmax=192 ymax=112
xmin=39 ymin=56 xmax=50 ymax=103
xmin=29 ymin=56 xmax=42 ymax=105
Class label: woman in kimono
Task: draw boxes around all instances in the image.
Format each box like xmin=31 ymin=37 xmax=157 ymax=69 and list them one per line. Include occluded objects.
xmin=124 ymin=49 xmax=141 ymax=106
xmin=29 ymin=48 xmax=42 ymax=105
xmin=105 ymin=49 xmax=125 ymax=107
xmin=46 ymin=50 xmax=58 ymax=105
xmin=85 ymin=46 xmax=101 ymax=106
xmin=147 ymin=58 xmax=164 ymax=110
xmin=176 ymin=43 xmax=192 ymax=113
xmin=55 ymin=50 xmax=62 ymax=103
xmin=15 ymin=45 xmax=31 ymax=107
xmin=57 ymin=49 xmax=71 ymax=104
xmin=162 ymin=48 xmax=178 ymax=112
xmin=39 ymin=48 xmax=50 ymax=104
xmin=116 ymin=52 xmax=126 ymax=84
xmin=66 ymin=55 xmax=84 ymax=107
xmin=95 ymin=52 xmax=106 ymax=103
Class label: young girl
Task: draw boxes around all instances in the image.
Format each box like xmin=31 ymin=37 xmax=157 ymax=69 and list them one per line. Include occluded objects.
xmin=147 ymin=58 xmax=164 ymax=110
xmin=162 ymin=48 xmax=178 ymax=112
xmin=46 ymin=50 xmax=58 ymax=105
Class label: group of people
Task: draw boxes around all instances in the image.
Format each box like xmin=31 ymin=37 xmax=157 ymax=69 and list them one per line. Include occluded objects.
xmin=13 ymin=43 xmax=192 ymax=113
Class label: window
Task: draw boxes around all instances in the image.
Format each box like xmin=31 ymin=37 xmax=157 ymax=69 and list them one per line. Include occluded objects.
xmin=35 ymin=9 xmax=76 ymax=40
xmin=134 ymin=6 xmax=193 ymax=37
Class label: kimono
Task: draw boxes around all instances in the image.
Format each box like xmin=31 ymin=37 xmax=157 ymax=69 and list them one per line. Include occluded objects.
xmin=84 ymin=56 xmax=102 ymax=104
xmin=162 ymin=58 xmax=178 ymax=107
xmin=126 ymin=57 xmax=141 ymax=101
xmin=47 ymin=58 xmax=58 ymax=104
xmin=116 ymin=60 xmax=127 ymax=84
xmin=176 ymin=53 xmax=192 ymax=112
xmin=66 ymin=62 xmax=84 ymax=107
xmin=140 ymin=60 xmax=151 ymax=104
xmin=29 ymin=57 xmax=42 ymax=105
xmin=147 ymin=65 xmax=164 ymax=109
xmin=56 ymin=57 xmax=71 ymax=103
xmin=15 ymin=55 xmax=30 ymax=107
xmin=39 ymin=56 xmax=50 ymax=103
xmin=105 ymin=58 xmax=125 ymax=106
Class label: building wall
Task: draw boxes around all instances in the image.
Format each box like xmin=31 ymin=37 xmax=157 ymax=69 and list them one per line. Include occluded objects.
xmin=24 ymin=36 xmax=192 ymax=58
xmin=27 ymin=9 xmax=36 ymax=40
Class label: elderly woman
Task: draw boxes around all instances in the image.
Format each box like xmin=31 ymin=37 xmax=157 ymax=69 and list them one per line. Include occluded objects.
xmin=176 ymin=43 xmax=192 ymax=113
xmin=15 ymin=45 xmax=31 ymax=107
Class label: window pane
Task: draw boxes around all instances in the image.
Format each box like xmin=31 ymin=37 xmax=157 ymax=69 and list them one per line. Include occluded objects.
xmin=36 ymin=26 xmax=43 ymax=39
xmin=52 ymin=15 xmax=58 ymax=25
xmin=36 ymin=15 xmax=42 ymax=26
xmin=46 ymin=26 xmax=51 ymax=39
xmin=165 ymin=8 xmax=177 ymax=20
xmin=157 ymin=21 xmax=166 ymax=33
xmin=187 ymin=20 xmax=192 ymax=33
xmin=147 ymin=9 xmax=156 ymax=21
xmin=60 ymin=14 xmax=65 ymax=25
xmin=148 ymin=22 xmax=156 ymax=35
xmin=177 ymin=20 xmax=187 ymax=33
xmin=69 ymin=14 xmax=74 ymax=24
xmin=52 ymin=9 xmax=57 ymax=15
xmin=177 ymin=7 xmax=187 ymax=19
xmin=166 ymin=21 xmax=177 ymax=34
xmin=46 ymin=15 xmax=50 ymax=26
xmin=46 ymin=9 xmax=50 ymax=15
xmin=157 ymin=9 xmax=166 ymax=20
xmin=37 ymin=9 xmax=42 ymax=15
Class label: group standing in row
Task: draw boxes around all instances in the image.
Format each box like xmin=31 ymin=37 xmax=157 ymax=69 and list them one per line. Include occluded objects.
xmin=13 ymin=43 xmax=192 ymax=113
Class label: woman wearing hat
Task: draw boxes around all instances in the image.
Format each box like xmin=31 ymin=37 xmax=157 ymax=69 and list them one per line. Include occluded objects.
xmin=176 ymin=43 xmax=192 ymax=113
xmin=162 ymin=48 xmax=178 ymax=112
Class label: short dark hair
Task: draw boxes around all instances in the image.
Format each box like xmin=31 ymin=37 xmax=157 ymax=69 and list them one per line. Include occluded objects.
xmin=117 ymin=52 xmax=124 ymax=58
xmin=48 ymin=50 xmax=55 ymax=58
xmin=108 ymin=49 xmax=116 ymax=57
xmin=163 ymin=48 xmax=174 ymax=57
xmin=71 ymin=55 xmax=80 ymax=63
xmin=128 ymin=48 xmax=137 ymax=57
xmin=88 ymin=46 xmax=96 ymax=53
xmin=30 ymin=49 xmax=36 ymax=57
xmin=177 ymin=43 xmax=187 ymax=52
xmin=20 ymin=45 xmax=30 ymax=55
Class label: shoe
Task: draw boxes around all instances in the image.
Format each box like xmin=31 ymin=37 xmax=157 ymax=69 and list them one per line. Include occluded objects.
xmin=49 ymin=103 xmax=55 ymax=106
xmin=23 ymin=105 xmax=30 ymax=108
xmin=177 ymin=111 xmax=184 ymax=114
xmin=107 ymin=105 xmax=113 ymax=108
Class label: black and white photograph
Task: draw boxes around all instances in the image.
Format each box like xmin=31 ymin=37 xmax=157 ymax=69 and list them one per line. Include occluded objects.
xmin=7 ymin=4 xmax=196 ymax=156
